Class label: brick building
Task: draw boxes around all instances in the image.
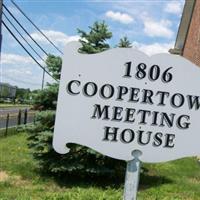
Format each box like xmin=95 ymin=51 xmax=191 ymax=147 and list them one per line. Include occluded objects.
xmin=170 ymin=0 xmax=200 ymax=67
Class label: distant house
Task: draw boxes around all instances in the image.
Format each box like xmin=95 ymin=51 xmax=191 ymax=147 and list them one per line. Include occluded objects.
xmin=0 ymin=82 xmax=17 ymax=99
xmin=169 ymin=0 xmax=200 ymax=67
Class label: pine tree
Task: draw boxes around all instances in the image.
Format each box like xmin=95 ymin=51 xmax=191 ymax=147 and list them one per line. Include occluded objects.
xmin=118 ymin=36 xmax=132 ymax=48
xmin=78 ymin=21 xmax=112 ymax=53
xmin=28 ymin=21 xmax=127 ymax=178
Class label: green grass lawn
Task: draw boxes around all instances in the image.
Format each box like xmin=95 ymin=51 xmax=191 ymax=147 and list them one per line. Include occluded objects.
xmin=0 ymin=133 xmax=200 ymax=200
xmin=0 ymin=127 xmax=17 ymax=137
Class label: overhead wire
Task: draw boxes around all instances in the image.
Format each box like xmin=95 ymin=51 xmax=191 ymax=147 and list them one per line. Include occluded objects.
xmin=11 ymin=0 xmax=63 ymax=55
xmin=3 ymin=4 xmax=49 ymax=57
xmin=2 ymin=20 xmax=58 ymax=82
xmin=3 ymin=12 xmax=46 ymax=63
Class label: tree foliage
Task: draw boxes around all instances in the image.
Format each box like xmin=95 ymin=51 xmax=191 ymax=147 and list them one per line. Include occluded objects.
xmin=78 ymin=21 xmax=112 ymax=53
xmin=28 ymin=21 xmax=128 ymax=178
xmin=33 ymin=83 xmax=58 ymax=110
xmin=46 ymin=55 xmax=62 ymax=80
xmin=15 ymin=88 xmax=31 ymax=103
xmin=27 ymin=111 xmax=125 ymax=177
xmin=118 ymin=36 xmax=132 ymax=48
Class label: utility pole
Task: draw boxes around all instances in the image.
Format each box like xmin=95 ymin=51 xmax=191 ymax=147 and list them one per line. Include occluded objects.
xmin=0 ymin=0 xmax=3 ymax=57
xmin=41 ymin=69 xmax=45 ymax=89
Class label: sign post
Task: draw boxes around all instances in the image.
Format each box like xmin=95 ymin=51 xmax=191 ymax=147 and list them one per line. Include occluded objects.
xmin=53 ymin=41 xmax=200 ymax=199
xmin=124 ymin=150 xmax=141 ymax=200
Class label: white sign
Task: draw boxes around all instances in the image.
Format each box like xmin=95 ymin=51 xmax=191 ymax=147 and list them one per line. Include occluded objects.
xmin=53 ymin=42 xmax=200 ymax=163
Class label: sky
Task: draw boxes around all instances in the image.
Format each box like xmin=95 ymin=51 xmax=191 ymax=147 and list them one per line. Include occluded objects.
xmin=1 ymin=0 xmax=185 ymax=90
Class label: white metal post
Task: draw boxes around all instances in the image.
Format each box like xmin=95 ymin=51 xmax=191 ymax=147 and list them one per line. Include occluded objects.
xmin=123 ymin=150 xmax=141 ymax=200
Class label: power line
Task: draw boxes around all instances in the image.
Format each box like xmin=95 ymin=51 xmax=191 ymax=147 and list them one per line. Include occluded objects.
xmin=11 ymin=0 xmax=63 ymax=55
xmin=3 ymin=12 xmax=46 ymax=63
xmin=2 ymin=20 xmax=58 ymax=82
xmin=3 ymin=4 xmax=49 ymax=57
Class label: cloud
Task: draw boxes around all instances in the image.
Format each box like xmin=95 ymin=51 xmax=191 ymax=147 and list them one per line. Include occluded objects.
xmin=164 ymin=1 xmax=183 ymax=15
xmin=132 ymin=41 xmax=174 ymax=56
xmin=2 ymin=71 xmax=42 ymax=88
xmin=5 ymin=68 xmax=32 ymax=76
xmin=0 ymin=62 xmax=51 ymax=89
xmin=142 ymin=15 xmax=174 ymax=38
xmin=1 ymin=53 xmax=35 ymax=65
xmin=31 ymin=30 xmax=80 ymax=46
xmin=105 ymin=10 xmax=134 ymax=24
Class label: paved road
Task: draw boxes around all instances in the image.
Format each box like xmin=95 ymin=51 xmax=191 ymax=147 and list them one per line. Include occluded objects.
xmin=0 ymin=107 xmax=30 ymax=115
xmin=0 ymin=107 xmax=35 ymax=129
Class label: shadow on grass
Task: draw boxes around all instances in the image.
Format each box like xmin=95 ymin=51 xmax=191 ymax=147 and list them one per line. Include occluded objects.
xmin=140 ymin=172 xmax=173 ymax=190
xmin=36 ymin=166 xmax=172 ymax=190
xmin=37 ymin=170 xmax=125 ymax=189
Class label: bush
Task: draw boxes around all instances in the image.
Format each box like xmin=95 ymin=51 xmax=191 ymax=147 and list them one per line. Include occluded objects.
xmin=28 ymin=22 xmax=128 ymax=179
xmin=27 ymin=111 xmax=126 ymax=178
xmin=33 ymin=83 xmax=58 ymax=110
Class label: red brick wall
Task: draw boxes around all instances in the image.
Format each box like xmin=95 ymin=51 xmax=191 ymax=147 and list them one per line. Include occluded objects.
xmin=183 ymin=0 xmax=200 ymax=67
